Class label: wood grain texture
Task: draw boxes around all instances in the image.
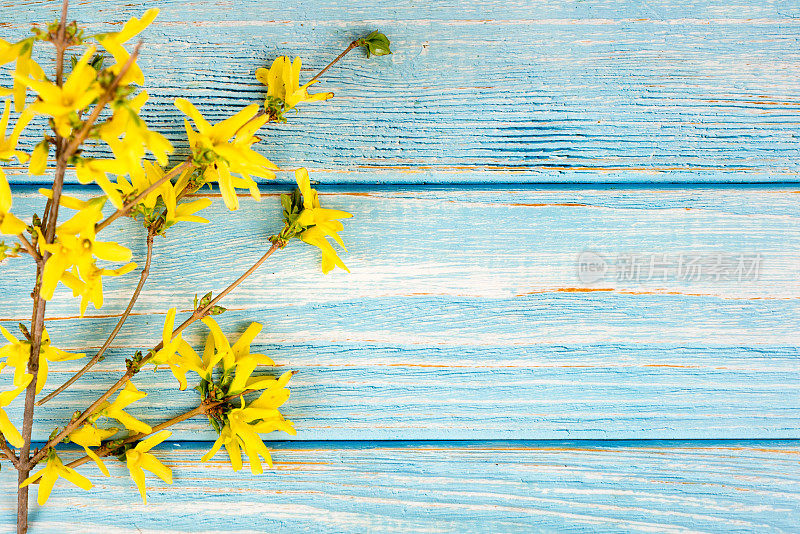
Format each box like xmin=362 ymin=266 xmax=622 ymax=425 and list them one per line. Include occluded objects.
xmin=1 ymin=186 xmax=797 ymax=441
xmin=0 ymin=440 xmax=798 ymax=533
xmin=2 ymin=1 xmax=800 ymax=183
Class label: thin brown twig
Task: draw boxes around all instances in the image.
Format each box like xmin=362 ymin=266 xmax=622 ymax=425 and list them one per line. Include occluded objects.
xmin=15 ymin=234 xmax=40 ymax=262
xmin=308 ymin=40 xmax=360 ymax=83
xmin=30 ymin=241 xmax=282 ymax=466
xmin=65 ymin=388 xmax=261 ymax=469
xmin=0 ymin=434 xmax=19 ymax=467
xmin=54 ymin=0 xmax=69 ymax=86
xmin=36 ymin=228 xmax=157 ymax=406
xmin=232 ymin=41 xmax=354 ymax=138
xmin=95 ymin=160 xmax=192 ymax=233
xmin=60 ymin=41 xmax=143 ymax=162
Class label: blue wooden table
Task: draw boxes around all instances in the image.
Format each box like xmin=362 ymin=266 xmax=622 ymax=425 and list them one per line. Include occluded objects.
xmin=1 ymin=0 xmax=799 ymax=531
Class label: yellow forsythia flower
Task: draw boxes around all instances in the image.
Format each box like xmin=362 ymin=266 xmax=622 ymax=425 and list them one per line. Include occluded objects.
xmin=28 ymin=140 xmax=49 ymax=175
xmin=95 ymin=8 xmax=159 ymax=86
xmin=175 ymin=98 xmax=277 ymax=210
xmin=0 ymin=37 xmax=45 ymax=111
xmin=20 ymin=450 xmax=92 ymax=505
xmin=98 ymin=381 xmax=152 ymax=434
xmin=125 ymin=430 xmax=173 ymax=504
xmin=74 ymin=158 xmax=126 ymax=208
xmin=0 ymin=326 xmax=85 ymax=394
xmin=0 ymin=374 xmax=32 ymax=447
xmin=15 ymin=46 xmax=101 ymax=137
xmin=201 ymin=371 xmax=295 ymax=474
xmin=117 ymin=160 xmax=211 ymax=229
xmin=38 ymin=198 xmax=133 ymax=300
xmin=99 ymin=91 xmax=173 ymax=181
xmin=150 ymin=308 xmax=201 ymax=391
xmin=68 ymin=424 xmax=118 ymax=476
xmin=0 ymin=98 xmax=33 ymax=235
xmin=255 ymin=56 xmax=333 ymax=111
xmin=0 ymin=167 xmax=28 ymax=235
xmin=295 ymin=168 xmax=351 ymax=273
xmin=0 ymin=98 xmax=33 ymax=163
xmin=198 ymin=317 xmax=274 ymax=394
xmin=61 ymin=262 xmax=137 ymax=317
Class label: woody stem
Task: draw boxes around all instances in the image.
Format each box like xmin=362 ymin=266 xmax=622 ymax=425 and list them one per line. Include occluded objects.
xmin=309 ymin=40 xmax=360 ymax=83
xmin=17 ymin=3 xmax=70 ymax=532
xmin=30 ymin=241 xmax=283 ymax=466
xmin=95 ymin=160 xmax=193 ymax=233
xmin=37 ymin=228 xmax=157 ymax=406
xmin=65 ymin=389 xmax=259 ymax=469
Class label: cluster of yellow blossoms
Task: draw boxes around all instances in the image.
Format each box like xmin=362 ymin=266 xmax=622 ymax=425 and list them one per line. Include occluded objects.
xmin=0 ymin=7 xmax=350 ymax=316
xmin=0 ymin=3 xmax=376 ymax=511
xmin=25 ymin=315 xmax=294 ymax=504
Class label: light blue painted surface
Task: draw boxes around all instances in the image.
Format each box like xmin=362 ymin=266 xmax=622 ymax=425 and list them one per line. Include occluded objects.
xmin=0 ymin=0 xmax=799 ymax=532
xmin=2 ymin=1 xmax=800 ymax=183
xmin=1 ymin=187 xmax=800 ymax=442
xmin=1 ymin=441 xmax=799 ymax=532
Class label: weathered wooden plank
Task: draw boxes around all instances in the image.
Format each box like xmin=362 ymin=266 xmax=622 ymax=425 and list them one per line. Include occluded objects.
xmin=2 ymin=1 xmax=800 ymax=183
xmin=0 ymin=186 xmax=798 ymax=440
xmin=0 ymin=440 xmax=798 ymax=533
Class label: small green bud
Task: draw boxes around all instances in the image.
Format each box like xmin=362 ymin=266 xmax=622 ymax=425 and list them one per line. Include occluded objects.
xmin=17 ymin=323 xmax=30 ymax=340
xmin=359 ymin=31 xmax=392 ymax=58
xmin=207 ymin=305 xmax=226 ymax=316
xmin=198 ymin=291 xmax=213 ymax=309
xmin=89 ymin=53 xmax=104 ymax=71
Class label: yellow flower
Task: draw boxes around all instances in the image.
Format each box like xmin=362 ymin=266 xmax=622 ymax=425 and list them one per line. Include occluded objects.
xmin=150 ymin=308 xmax=201 ymax=391
xmin=199 ymin=317 xmax=275 ymax=394
xmin=169 ymin=197 xmax=212 ymax=228
xmin=99 ymin=91 xmax=173 ymax=180
xmin=0 ymin=99 xmax=34 ymax=235
xmin=0 ymin=167 xmax=28 ymax=235
xmin=38 ymin=198 xmax=133 ymax=300
xmin=294 ymin=168 xmax=351 ymax=273
xmin=98 ymin=381 xmax=152 ymax=434
xmin=68 ymin=424 xmax=118 ymax=476
xmin=0 ymin=326 xmax=84 ymax=394
xmin=0 ymin=374 xmax=32 ymax=447
xmin=20 ymin=450 xmax=93 ymax=505
xmin=16 ymin=46 xmax=101 ymax=137
xmin=125 ymin=430 xmax=173 ymax=504
xmin=0 ymin=98 xmax=33 ymax=163
xmin=116 ymin=160 xmax=211 ymax=229
xmin=60 ymin=261 xmax=137 ymax=316
xmin=74 ymin=158 xmax=126 ymax=208
xmin=38 ymin=188 xmax=92 ymax=211
xmin=0 ymin=38 xmax=45 ymax=111
xmin=95 ymin=9 xmax=159 ymax=86
xmin=201 ymin=371 xmax=295 ymax=474
xmin=255 ymin=56 xmax=333 ymax=112
xmin=175 ymin=98 xmax=278 ymax=210
xmin=28 ymin=140 xmax=49 ymax=175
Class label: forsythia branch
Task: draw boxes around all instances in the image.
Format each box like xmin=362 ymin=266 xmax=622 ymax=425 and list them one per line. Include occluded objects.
xmin=65 ymin=387 xmax=267 ymax=469
xmin=36 ymin=228 xmax=157 ymax=406
xmin=30 ymin=241 xmax=282 ymax=466
xmin=95 ymin=160 xmax=192 ymax=233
